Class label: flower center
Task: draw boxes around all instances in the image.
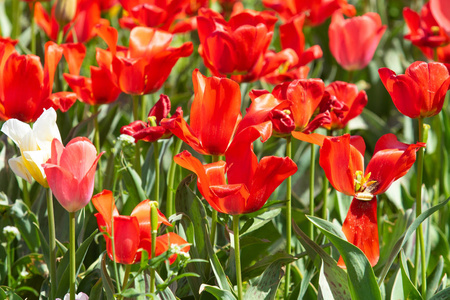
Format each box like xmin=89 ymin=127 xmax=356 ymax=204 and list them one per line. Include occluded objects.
xmin=354 ymin=171 xmax=377 ymax=201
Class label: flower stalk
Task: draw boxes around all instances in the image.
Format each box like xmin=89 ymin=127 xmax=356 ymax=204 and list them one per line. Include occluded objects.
xmin=69 ymin=211 xmax=76 ymax=300
xmin=47 ymin=189 xmax=57 ymax=300
xmin=233 ymin=215 xmax=243 ymax=299
xmin=284 ymin=136 xmax=292 ymax=298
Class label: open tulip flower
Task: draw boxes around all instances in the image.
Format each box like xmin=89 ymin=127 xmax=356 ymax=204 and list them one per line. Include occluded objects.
xmin=161 ymin=69 xmax=243 ymax=156
xmin=379 ymin=61 xmax=450 ymax=119
xmin=94 ymin=24 xmax=193 ymax=95
xmin=174 ymin=124 xmax=297 ymax=215
xmin=0 ymin=41 xmax=76 ymax=123
xmin=121 ymin=94 xmax=181 ymax=142
xmin=1 ymin=108 xmax=61 ymax=188
xmin=197 ymin=8 xmax=278 ymax=81
xmin=92 ymin=190 xmax=189 ymax=264
xmin=329 ymin=12 xmax=386 ymax=71
xmin=263 ymin=0 xmax=356 ymax=26
xmin=319 ymin=133 xmax=425 ymax=267
xmin=321 ymin=81 xmax=368 ymax=131
xmin=42 ymin=137 xmax=104 ymax=212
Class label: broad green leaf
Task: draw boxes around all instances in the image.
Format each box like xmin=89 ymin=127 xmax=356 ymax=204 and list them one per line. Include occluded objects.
xmin=378 ymin=197 xmax=450 ymax=285
xmin=9 ymin=200 xmax=40 ymax=252
xmin=307 ymin=216 xmax=381 ymax=300
xmin=121 ymin=164 xmax=147 ymax=215
xmin=155 ymin=271 xmax=177 ymax=300
xmin=244 ymin=261 xmax=284 ymax=300
xmin=430 ymin=286 xmax=450 ymax=300
xmin=292 ymin=221 xmax=350 ymax=300
xmin=89 ymin=278 xmax=105 ymax=300
xmin=199 ymin=284 xmax=236 ymax=300
xmin=56 ymin=229 xmax=98 ymax=297
xmin=399 ymin=252 xmax=422 ymax=300
xmin=100 ymin=253 xmax=115 ymax=300
xmin=242 ymin=252 xmax=295 ymax=280
xmin=240 ymin=209 xmax=281 ymax=236
xmin=427 ymin=256 xmax=444 ymax=299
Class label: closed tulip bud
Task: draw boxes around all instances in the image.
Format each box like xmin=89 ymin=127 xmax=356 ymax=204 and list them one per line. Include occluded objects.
xmin=55 ymin=0 xmax=77 ymax=27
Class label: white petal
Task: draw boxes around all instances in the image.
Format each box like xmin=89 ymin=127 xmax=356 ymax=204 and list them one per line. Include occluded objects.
xmin=33 ymin=108 xmax=61 ymax=153
xmin=23 ymin=150 xmax=47 ymax=178
xmin=8 ymin=157 xmax=33 ymax=184
xmin=1 ymin=119 xmax=33 ymax=149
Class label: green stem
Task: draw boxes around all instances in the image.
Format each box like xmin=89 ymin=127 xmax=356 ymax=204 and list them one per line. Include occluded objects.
xmin=153 ymin=141 xmax=160 ymax=203
xmin=57 ymin=28 xmax=64 ymax=45
xmin=415 ymin=118 xmax=426 ymax=296
xmin=30 ymin=1 xmax=36 ymax=53
xmin=111 ymin=210 xmax=121 ymax=293
xmin=47 ymin=189 xmax=57 ymax=300
xmin=22 ymin=179 xmax=30 ymax=208
xmin=309 ymin=143 xmax=315 ymax=239
xmin=69 ymin=211 xmax=76 ymax=300
xmin=284 ymin=136 xmax=292 ymax=299
xmin=11 ymin=0 xmax=20 ymax=39
xmin=132 ymin=95 xmax=142 ymax=175
xmin=122 ymin=264 xmax=132 ymax=291
xmin=210 ymin=155 xmax=220 ymax=245
xmin=166 ymin=138 xmax=183 ymax=217
xmin=93 ymin=105 xmax=103 ymax=190
xmin=322 ymin=175 xmax=329 ymax=220
xmin=233 ymin=215 xmax=243 ymax=300
xmin=150 ymin=204 xmax=158 ymax=293
xmin=7 ymin=240 xmax=12 ymax=287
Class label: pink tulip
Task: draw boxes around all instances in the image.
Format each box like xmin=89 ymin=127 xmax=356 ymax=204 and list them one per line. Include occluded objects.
xmin=43 ymin=137 xmax=104 ymax=212
xmin=329 ymin=12 xmax=386 ymax=71
xmin=430 ymin=0 xmax=450 ymax=38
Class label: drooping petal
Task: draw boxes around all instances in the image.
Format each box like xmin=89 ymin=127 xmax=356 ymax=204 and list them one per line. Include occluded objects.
xmin=160 ymin=113 xmax=205 ymax=154
xmin=366 ymin=133 xmax=424 ymax=195
xmin=8 ymin=156 xmax=33 ymax=184
xmin=338 ymin=196 xmax=379 ymax=268
xmin=319 ymin=134 xmax=365 ymax=196
xmin=1 ymin=118 xmax=33 ymax=149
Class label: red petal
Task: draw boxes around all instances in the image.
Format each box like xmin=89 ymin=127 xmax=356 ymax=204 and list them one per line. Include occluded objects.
xmin=92 ymin=190 xmax=119 ymax=231
xmin=111 ymin=215 xmax=140 ymax=264
xmin=61 ymin=43 xmax=86 ymax=75
xmin=131 ymin=199 xmax=172 ymax=241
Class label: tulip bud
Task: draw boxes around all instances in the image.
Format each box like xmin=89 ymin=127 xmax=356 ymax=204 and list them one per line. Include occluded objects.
xmin=55 ymin=0 xmax=77 ymax=27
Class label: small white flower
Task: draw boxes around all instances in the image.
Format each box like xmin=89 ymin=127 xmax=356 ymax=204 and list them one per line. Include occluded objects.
xmin=3 ymin=225 xmax=20 ymax=240
xmin=118 ymin=134 xmax=135 ymax=145
xmin=19 ymin=267 xmax=29 ymax=278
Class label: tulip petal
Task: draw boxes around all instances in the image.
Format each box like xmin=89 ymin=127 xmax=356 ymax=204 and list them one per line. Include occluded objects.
xmin=92 ymin=190 xmax=119 ymax=231
xmin=131 ymin=199 xmax=172 ymax=241
xmin=111 ymin=215 xmax=140 ymax=264
xmin=23 ymin=150 xmax=49 ymax=187
xmin=209 ymin=184 xmax=250 ymax=215
xmin=33 ymin=108 xmax=62 ymax=153
xmin=8 ymin=156 xmax=33 ymax=184
xmin=338 ymin=196 xmax=379 ymax=267
xmin=1 ymin=118 xmax=34 ymax=150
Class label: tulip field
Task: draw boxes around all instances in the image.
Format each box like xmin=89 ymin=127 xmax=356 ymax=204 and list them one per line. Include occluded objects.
xmin=2 ymin=0 xmax=450 ymax=299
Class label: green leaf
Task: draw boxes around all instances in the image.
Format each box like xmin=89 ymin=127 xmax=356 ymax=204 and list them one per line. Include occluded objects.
xmin=427 ymin=256 xmax=444 ymax=299
xmin=199 ymin=285 xmax=236 ymax=300
xmin=100 ymin=253 xmax=115 ymax=300
xmin=56 ymin=229 xmax=98 ymax=297
xmin=378 ymin=197 xmax=450 ymax=285
xmin=244 ymin=260 xmax=284 ymax=300
xmin=33 ymin=222 xmax=49 ymax=270
xmin=9 ymin=200 xmax=40 ymax=252
xmin=240 ymin=209 xmax=281 ymax=236
xmin=155 ymin=271 xmax=176 ymax=300
xmin=307 ymin=216 xmax=381 ymax=300
xmin=399 ymin=252 xmax=422 ymax=300
xmin=89 ymin=278 xmax=105 ymax=300
xmin=292 ymin=221 xmax=350 ymax=300
xmin=120 ymin=163 xmax=148 ymax=215
xmin=429 ymin=287 xmax=450 ymax=300
xmin=242 ymin=252 xmax=295 ymax=281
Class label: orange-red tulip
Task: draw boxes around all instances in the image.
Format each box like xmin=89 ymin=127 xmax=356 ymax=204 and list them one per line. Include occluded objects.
xmin=329 ymin=12 xmax=386 ymax=71
xmin=161 ymin=69 xmax=243 ymax=156
xmin=93 ymin=190 xmax=189 ymax=264
xmin=95 ymin=24 xmax=193 ymax=95
xmin=319 ymin=133 xmax=424 ymax=266
xmin=0 ymin=41 xmax=76 ymax=122
xmin=379 ymin=61 xmax=450 ymax=119
xmin=42 ymin=137 xmax=104 ymax=212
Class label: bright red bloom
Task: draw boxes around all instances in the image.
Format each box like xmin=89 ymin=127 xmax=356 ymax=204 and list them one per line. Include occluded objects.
xmin=95 ymin=24 xmax=193 ymax=95
xmin=174 ymin=126 xmax=297 ymax=215
xmin=63 ymin=43 xmax=121 ymax=106
xmin=379 ymin=61 xmax=450 ymax=119
xmin=430 ymin=0 xmax=450 ymax=38
xmin=237 ymin=79 xmax=328 ymax=137
xmin=329 ymin=12 xmax=386 ymax=71
xmin=93 ymin=190 xmax=189 ymax=265
xmin=197 ymin=8 xmax=280 ymax=82
xmin=161 ymin=69 xmax=243 ymax=156
xmin=35 ymin=0 xmax=108 ymax=43
xmin=121 ymin=94 xmax=181 ymax=142
xmin=42 ymin=137 xmax=104 ymax=212
xmin=262 ymin=0 xmax=356 ymax=26
xmin=0 ymin=41 xmax=76 ymax=122
xmin=319 ymin=133 xmax=424 ymax=266
xmin=404 ymin=3 xmax=449 ymax=48
xmin=321 ymin=81 xmax=367 ymax=130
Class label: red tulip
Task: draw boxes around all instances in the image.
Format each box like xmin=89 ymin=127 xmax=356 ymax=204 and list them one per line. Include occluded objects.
xmin=0 ymin=41 xmax=76 ymax=122
xmin=95 ymin=24 xmax=193 ymax=95
xmin=121 ymin=94 xmax=182 ymax=142
xmin=174 ymin=125 xmax=297 ymax=215
xmin=197 ymin=8 xmax=279 ymax=81
xmin=161 ymin=69 xmax=243 ymax=156
xmin=321 ymin=81 xmax=368 ymax=130
xmin=63 ymin=43 xmax=121 ymax=106
xmin=92 ymin=190 xmax=189 ymax=264
xmin=42 ymin=137 xmax=104 ymax=212
xmin=263 ymin=0 xmax=356 ymax=26
xmin=379 ymin=61 xmax=450 ymax=119
xmin=34 ymin=0 xmax=108 ymax=43
xmin=404 ymin=3 xmax=449 ymax=49
xmin=329 ymin=12 xmax=386 ymax=71
xmin=319 ymin=133 xmax=424 ymax=266
xmin=237 ymin=79 xmax=328 ymax=138
xmin=430 ymin=0 xmax=450 ymax=38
